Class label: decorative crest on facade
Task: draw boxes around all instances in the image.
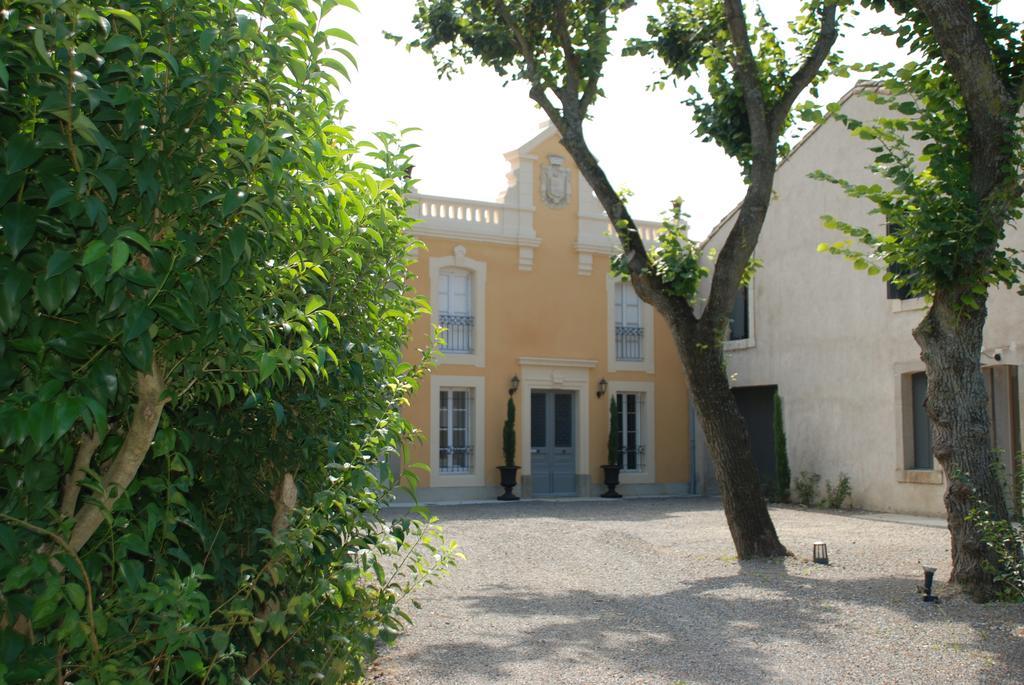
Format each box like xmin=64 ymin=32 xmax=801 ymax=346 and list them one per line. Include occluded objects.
xmin=541 ymin=154 xmax=571 ymax=209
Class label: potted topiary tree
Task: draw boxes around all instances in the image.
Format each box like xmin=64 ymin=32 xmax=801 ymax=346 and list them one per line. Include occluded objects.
xmin=497 ymin=396 xmax=520 ymax=501
xmin=601 ymin=396 xmax=623 ymax=498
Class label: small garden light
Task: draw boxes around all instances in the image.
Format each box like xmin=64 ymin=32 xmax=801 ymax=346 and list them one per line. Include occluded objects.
xmin=812 ymin=541 xmax=829 ymax=565
xmin=922 ymin=565 xmax=938 ymax=602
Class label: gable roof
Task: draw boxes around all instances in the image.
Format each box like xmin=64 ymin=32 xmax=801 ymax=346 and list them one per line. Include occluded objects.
xmin=700 ymin=80 xmax=881 ymax=248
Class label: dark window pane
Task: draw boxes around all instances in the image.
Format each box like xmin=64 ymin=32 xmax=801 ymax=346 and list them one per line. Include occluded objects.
xmin=531 ymin=392 xmax=546 ymax=448
xmin=912 ymin=372 xmax=933 ymax=469
xmin=554 ymin=393 xmax=573 ymax=448
xmin=729 ymin=286 xmax=749 ymax=340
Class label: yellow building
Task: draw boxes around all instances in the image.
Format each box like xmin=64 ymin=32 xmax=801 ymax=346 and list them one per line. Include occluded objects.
xmin=402 ymin=125 xmax=694 ymax=500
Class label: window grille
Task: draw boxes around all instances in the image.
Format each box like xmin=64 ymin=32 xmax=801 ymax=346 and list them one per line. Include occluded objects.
xmin=614 ymin=391 xmax=646 ymax=472
xmin=438 ymin=268 xmax=474 ymax=353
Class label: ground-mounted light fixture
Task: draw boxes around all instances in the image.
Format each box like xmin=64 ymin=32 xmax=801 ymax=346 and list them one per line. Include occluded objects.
xmin=508 ymin=375 xmax=520 ymax=396
xmin=921 ymin=565 xmax=938 ymax=602
xmin=812 ymin=541 xmax=829 ymax=565
xmin=596 ymin=378 xmax=608 ymax=398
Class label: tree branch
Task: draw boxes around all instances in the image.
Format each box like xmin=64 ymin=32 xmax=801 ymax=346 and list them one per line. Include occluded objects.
xmin=67 ymin=364 xmax=168 ymax=554
xmin=552 ymin=4 xmax=582 ymax=103
xmin=912 ymin=0 xmax=1014 ymax=200
xmin=768 ymin=0 xmax=839 ymax=136
xmin=60 ymin=431 xmax=102 ymax=520
xmin=722 ymin=0 xmax=769 ymax=149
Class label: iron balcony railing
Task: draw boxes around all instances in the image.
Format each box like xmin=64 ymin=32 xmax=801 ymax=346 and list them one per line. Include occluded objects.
xmin=439 ymin=314 xmax=474 ymax=353
xmin=439 ymin=445 xmax=473 ymax=474
xmin=615 ymin=325 xmax=644 ymax=361
xmin=619 ymin=444 xmax=646 ymax=472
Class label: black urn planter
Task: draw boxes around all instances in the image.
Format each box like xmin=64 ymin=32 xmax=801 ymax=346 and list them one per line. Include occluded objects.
xmin=601 ymin=464 xmax=623 ymax=498
xmin=497 ymin=465 xmax=520 ymax=501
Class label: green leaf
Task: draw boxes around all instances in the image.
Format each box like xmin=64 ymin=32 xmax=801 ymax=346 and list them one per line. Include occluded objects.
xmin=64 ymin=584 xmax=86 ymax=612
xmin=101 ymin=34 xmax=136 ymax=53
xmin=259 ymin=353 xmax=277 ymax=382
xmin=109 ymin=240 xmax=130 ymax=275
xmin=119 ymin=231 xmax=152 ymax=252
xmin=3 ymin=267 xmax=31 ymax=319
xmin=123 ymin=303 xmax=155 ymax=342
xmin=304 ymin=295 xmax=326 ymax=315
xmin=5 ymin=135 xmax=44 ymax=173
xmin=144 ymin=46 xmax=179 ymax=75
xmin=104 ymin=7 xmax=142 ymax=33
xmin=72 ymin=113 xmax=104 ymax=147
xmin=0 ymin=55 xmax=8 ymax=88
xmin=46 ymin=251 xmax=75 ymax=280
xmin=123 ymin=332 xmax=153 ymax=371
xmin=181 ymin=650 xmax=203 ymax=674
xmin=32 ymin=29 xmax=52 ymax=68
xmin=1 ymin=205 xmax=40 ymax=257
xmin=82 ymin=240 xmax=109 ymax=266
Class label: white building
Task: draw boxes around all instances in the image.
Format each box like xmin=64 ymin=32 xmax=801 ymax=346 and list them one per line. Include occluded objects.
xmin=697 ymin=84 xmax=1023 ymax=516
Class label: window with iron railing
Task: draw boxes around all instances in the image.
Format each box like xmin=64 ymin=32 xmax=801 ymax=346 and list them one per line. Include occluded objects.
xmin=438 ymin=268 xmax=474 ymax=353
xmin=614 ymin=391 xmax=647 ymax=472
xmin=439 ymin=388 xmax=474 ymax=474
xmin=614 ymin=282 xmax=644 ymax=361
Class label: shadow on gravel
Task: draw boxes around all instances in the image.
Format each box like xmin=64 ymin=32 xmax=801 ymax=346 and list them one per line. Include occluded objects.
xmin=393 ymin=566 xmax=1023 ymax=683
xmin=400 ymin=497 xmax=726 ymax=524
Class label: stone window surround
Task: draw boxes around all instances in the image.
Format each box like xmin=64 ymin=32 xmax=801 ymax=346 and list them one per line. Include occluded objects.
xmin=607 ymin=379 xmax=656 ymax=485
xmin=893 ymin=361 xmax=944 ymax=485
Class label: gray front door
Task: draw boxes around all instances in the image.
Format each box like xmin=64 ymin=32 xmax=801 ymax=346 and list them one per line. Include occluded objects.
xmin=531 ymin=390 xmax=577 ymax=496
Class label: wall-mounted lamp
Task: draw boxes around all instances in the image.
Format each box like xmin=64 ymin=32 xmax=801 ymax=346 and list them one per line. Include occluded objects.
xmin=508 ymin=375 xmax=520 ymax=396
xmin=596 ymin=378 xmax=608 ymax=398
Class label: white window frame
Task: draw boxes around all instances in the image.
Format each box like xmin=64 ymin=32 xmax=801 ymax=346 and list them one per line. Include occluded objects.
xmin=606 ymin=276 xmax=654 ymax=373
xmin=430 ymin=375 xmax=486 ymax=487
xmin=430 ymin=246 xmax=486 ymax=367
xmin=606 ymin=380 xmax=655 ymax=484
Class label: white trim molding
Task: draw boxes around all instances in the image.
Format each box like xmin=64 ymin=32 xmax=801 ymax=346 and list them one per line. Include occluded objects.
xmin=430 ymin=245 xmax=486 ymax=368
xmin=606 ymin=275 xmax=655 ymax=374
xmin=517 ymin=358 xmax=595 ymax=480
xmin=607 ymin=380 xmax=656 ymax=485
xmin=429 ymin=375 xmax=486 ymax=488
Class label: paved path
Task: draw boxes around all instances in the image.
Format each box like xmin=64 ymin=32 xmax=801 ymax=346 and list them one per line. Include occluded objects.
xmin=370 ymin=498 xmax=1023 ymax=684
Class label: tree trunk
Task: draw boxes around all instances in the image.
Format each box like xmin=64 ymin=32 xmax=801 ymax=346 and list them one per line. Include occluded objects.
xmin=670 ymin=321 xmax=788 ymax=558
xmin=913 ymin=289 xmax=1014 ymax=601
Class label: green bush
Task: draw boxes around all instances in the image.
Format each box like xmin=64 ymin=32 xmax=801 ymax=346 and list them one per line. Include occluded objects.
xmin=823 ymin=473 xmax=852 ymax=509
xmin=0 ymin=1 xmax=457 ymax=681
xmin=773 ymin=393 xmax=791 ymax=502
xmin=607 ymin=397 xmax=621 ymax=467
xmin=966 ymin=454 xmax=1024 ymax=602
xmin=794 ymin=471 xmax=820 ymax=507
xmin=502 ymin=397 xmax=516 ymax=467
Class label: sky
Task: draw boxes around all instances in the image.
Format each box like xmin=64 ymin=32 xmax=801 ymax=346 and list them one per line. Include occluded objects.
xmin=329 ymin=1 xmax=1021 ymax=239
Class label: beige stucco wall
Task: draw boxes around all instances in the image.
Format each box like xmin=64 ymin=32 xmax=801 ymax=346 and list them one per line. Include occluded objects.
xmin=401 ymin=131 xmax=691 ymax=499
xmin=701 ymin=88 xmax=1024 ymax=515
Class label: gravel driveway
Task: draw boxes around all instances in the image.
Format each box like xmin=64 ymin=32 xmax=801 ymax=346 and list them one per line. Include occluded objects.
xmin=369 ymin=498 xmax=1023 ymax=684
